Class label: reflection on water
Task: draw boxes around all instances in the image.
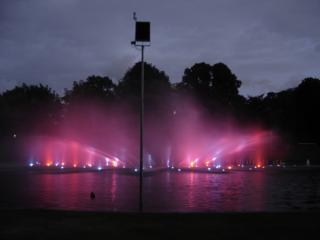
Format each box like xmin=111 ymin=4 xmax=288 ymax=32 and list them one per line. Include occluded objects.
xmin=0 ymin=169 xmax=320 ymax=212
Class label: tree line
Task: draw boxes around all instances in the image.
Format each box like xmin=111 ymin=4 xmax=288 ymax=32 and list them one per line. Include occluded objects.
xmin=1 ymin=61 xmax=319 ymax=149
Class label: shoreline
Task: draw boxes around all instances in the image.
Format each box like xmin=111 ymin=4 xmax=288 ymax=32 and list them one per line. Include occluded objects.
xmin=1 ymin=164 xmax=320 ymax=173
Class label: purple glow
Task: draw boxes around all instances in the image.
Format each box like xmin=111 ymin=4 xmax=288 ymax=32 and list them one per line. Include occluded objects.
xmin=24 ymin=95 xmax=284 ymax=170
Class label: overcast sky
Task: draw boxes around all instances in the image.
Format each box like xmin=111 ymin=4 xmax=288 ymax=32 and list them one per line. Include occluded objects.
xmin=1 ymin=0 xmax=319 ymax=96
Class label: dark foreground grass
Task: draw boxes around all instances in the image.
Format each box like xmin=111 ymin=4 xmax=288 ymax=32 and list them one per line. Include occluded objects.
xmin=0 ymin=210 xmax=319 ymax=239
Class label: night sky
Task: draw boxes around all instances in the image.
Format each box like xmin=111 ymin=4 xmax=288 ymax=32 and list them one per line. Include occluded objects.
xmin=1 ymin=0 xmax=319 ymax=96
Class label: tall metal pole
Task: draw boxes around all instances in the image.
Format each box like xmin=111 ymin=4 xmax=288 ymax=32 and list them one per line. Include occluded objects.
xmin=139 ymin=45 xmax=144 ymax=212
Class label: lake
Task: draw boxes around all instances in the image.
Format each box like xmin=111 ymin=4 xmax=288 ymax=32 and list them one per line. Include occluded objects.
xmin=0 ymin=168 xmax=319 ymax=212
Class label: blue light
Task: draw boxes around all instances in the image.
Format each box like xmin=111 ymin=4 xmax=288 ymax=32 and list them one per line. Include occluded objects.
xmin=97 ymin=166 xmax=102 ymax=171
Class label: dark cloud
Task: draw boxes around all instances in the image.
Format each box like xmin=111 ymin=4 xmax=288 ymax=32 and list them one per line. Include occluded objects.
xmin=0 ymin=0 xmax=319 ymax=96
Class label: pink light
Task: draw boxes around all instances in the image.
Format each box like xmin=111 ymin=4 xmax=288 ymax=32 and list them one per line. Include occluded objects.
xmin=24 ymin=95 xmax=283 ymax=170
xmin=190 ymin=161 xmax=195 ymax=168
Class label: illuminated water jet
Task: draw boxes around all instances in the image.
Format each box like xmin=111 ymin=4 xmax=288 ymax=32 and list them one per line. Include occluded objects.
xmin=26 ymin=136 xmax=126 ymax=170
xmin=25 ymin=128 xmax=280 ymax=171
xmin=23 ymin=96 xmax=283 ymax=171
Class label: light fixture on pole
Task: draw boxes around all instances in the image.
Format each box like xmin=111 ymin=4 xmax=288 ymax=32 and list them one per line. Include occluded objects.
xmin=131 ymin=12 xmax=150 ymax=212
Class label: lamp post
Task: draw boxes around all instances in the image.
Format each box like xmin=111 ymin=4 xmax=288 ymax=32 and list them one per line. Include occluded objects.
xmin=131 ymin=13 xmax=150 ymax=212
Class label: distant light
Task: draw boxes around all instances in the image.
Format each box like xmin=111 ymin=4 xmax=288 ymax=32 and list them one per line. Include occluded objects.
xmin=208 ymin=168 xmax=211 ymax=171
xmin=73 ymin=164 xmax=77 ymax=168
xmin=212 ymin=157 xmax=217 ymax=161
xmin=29 ymin=163 xmax=34 ymax=167
xmin=222 ymin=169 xmax=225 ymax=172
xmin=190 ymin=161 xmax=194 ymax=168
xmin=227 ymin=166 xmax=232 ymax=170
xmin=97 ymin=166 xmax=102 ymax=171
xmin=88 ymin=163 xmax=92 ymax=167
xmin=249 ymin=168 xmax=252 ymax=170
xmin=134 ymin=168 xmax=138 ymax=172
xmin=83 ymin=165 xmax=86 ymax=168
xmin=149 ymin=165 xmax=153 ymax=169
xmin=61 ymin=162 xmax=65 ymax=166
xmin=55 ymin=162 xmax=59 ymax=167
xmin=60 ymin=166 xmax=64 ymax=169
xmin=178 ymin=168 xmax=181 ymax=172
xmin=171 ymin=166 xmax=174 ymax=169
xmin=13 ymin=133 xmax=17 ymax=138
xmin=173 ymin=110 xmax=177 ymax=115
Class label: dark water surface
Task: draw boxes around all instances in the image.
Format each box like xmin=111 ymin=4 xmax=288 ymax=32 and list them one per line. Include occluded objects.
xmin=0 ymin=168 xmax=320 ymax=212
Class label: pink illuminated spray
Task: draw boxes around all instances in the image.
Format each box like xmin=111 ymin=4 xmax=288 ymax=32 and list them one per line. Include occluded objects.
xmin=25 ymin=94 xmax=283 ymax=170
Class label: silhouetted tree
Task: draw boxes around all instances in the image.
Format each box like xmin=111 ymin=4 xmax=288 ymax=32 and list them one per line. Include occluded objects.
xmin=179 ymin=62 xmax=242 ymax=114
xmin=247 ymin=77 xmax=320 ymax=146
xmin=178 ymin=62 xmax=212 ymax=96
xmin=0 ymin=84 xmax=61 ymax=136
xmin=116 ymin=62 xmax=171 ymax=112
xmin=64 ymin=75 xmax=115 ymax=105
xmin=117 ymin=62 xmax=170 ymax=95
xmin=211 ymin=63 xmax=241 ymax=104
xmin=61 ymin=75 xmax=117 ymax=143
xmin=295 ymin=78 xmax=320 ymax=143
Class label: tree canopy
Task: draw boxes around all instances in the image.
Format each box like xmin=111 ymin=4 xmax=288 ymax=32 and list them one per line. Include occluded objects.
xmin=0 ymin=61 xmax=319 ymax=150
